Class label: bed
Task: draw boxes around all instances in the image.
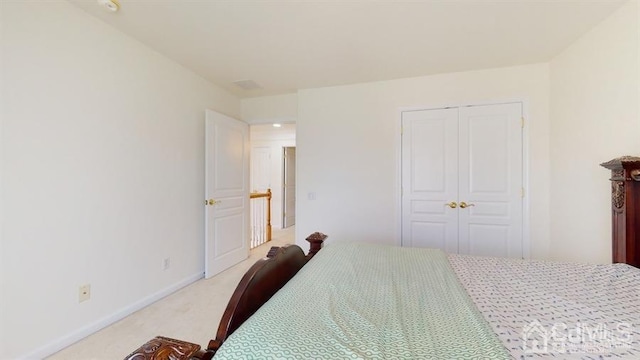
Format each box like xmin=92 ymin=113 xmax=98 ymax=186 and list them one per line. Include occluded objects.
xmin=126 ymin=232 xmax=640 ymax=360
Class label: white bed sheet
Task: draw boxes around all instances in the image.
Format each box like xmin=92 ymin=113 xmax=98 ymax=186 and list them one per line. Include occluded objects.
xmin=449 ymin=254 xmax=640 ymax=359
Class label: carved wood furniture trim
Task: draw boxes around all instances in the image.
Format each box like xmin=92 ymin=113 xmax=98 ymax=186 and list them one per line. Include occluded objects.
xmin=124 ymin=336 xmax=201 ymax=360
xmin=305 ymin=231 xmax=326 ymax=259
xmin=601 ymin=156 xmax=640 ymax=267
xmin=208 ymin=232 xmax=327 ymax=353
xmin=125 ymin=232 xmax=327 ymax=360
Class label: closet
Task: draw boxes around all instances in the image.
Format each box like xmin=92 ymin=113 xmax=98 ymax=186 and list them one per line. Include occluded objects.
xmin=401 ymin=103 xmax=524 ymax=258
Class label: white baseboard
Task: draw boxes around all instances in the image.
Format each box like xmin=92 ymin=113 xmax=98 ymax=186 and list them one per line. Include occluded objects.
xmin=19 ymin=272 xmax=204 ymax=360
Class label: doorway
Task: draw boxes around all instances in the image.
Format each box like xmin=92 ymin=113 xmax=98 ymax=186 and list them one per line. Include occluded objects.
xmin=249 ymin=124 xmax=296 ymax=231
xmin=283 ymin=147 xmax=296 ymax=228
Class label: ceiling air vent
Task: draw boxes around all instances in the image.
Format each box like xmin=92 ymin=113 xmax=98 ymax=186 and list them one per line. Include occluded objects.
xmin=233 ymin=79 xmax=262 ymax=90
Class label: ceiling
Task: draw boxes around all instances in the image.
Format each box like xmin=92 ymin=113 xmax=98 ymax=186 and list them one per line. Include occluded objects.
xmin=69 ymin=0 xmax=626 ymax=98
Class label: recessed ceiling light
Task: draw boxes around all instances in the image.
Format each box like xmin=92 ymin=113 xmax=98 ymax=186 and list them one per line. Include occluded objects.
xmin=98 ymin=0 xmax=120 ymax=13
xmin=272 ymin=123 xmax=282 ymax=128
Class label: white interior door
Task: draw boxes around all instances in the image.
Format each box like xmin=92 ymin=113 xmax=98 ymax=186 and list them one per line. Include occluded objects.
xmin=457 ymin=103 xmax=523 ymax=258
xmin=401 ymin=108 xmax=459 ymax=252
xmin=283 ymin=147 xmax=296 ymax=228
xmin=401 ymin=103 xmax=524 ymax=258
xmin=250 ymin=146 xmax=270 ymax=192
xmin=205 ymin=110 xmax=249 ymax=279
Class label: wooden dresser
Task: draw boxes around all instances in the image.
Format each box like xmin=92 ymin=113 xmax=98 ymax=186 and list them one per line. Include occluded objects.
xmin=601 ymin=156 xmax=640 ymax=267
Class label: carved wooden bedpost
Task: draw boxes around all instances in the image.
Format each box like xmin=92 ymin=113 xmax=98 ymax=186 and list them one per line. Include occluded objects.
xmin=601 ymin=156 xmax=640 ymax=267
xmin=124 ymin=336 xmax=208 ymax=360
xmin=126 ymin=232 xmax=329 ymax=360
xmin=306 ymin=232 xmax=327 ymax=259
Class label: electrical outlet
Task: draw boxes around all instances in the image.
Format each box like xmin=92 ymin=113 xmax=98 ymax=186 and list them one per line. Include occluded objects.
xmin=163 ymin=258 xmax=170 ymax=270
xmin=79 ymin=284 xmax=91 ymax=303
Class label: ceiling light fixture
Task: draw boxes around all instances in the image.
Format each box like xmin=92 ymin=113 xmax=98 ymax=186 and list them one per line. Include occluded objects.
xmin=98 ymin=0 xmax=120 ymax=13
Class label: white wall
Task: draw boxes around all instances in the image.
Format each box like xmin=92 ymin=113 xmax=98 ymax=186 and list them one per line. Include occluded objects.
xmin=241 ymin=93 xmax=298 ymax=124
xmin=0 ymin=18 xmax=5 ymax=352
xmin=250 ymin=124 xmax=296 ymax=230
xmin=0 ymin=2 xmax=239 ymax=358
xmin=549 ymin=1 xmax=639 ymax=264
xmin=296 ymin=64 xmax=551 ymax=259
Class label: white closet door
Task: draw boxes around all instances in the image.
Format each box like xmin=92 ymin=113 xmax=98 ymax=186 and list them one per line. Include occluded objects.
xmin=401 ymin=103 xmax=524 ymax=258
xmin=401 ymin=108 xmax=459 ymax=252
xmin=457 ymin=104 xmax=523 ymax=258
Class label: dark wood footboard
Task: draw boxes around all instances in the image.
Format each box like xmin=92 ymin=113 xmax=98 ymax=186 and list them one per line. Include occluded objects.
xmin=125 ymin=232 xmax=327 ymax=360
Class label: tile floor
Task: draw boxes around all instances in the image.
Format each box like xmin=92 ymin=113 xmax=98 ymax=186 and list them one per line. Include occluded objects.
xmin=46 ymin=227 xmax=295 ymax=360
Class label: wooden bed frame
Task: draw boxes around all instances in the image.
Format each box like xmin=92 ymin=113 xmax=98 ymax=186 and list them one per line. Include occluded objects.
xmin=125 ymin=232 xmax=327 ymax=360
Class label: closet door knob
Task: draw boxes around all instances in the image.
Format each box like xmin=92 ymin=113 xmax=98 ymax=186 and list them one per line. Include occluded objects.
xmin=445 ymin=202 xmax=457 ymax=209
xmin=459 ymin=202 xmax=475 ymax=209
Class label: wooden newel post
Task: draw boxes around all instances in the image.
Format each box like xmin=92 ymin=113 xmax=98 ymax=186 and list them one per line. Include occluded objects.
xmin=305 ymin=232 xmax=327 ymax=259
xmin=266 ymin=188 xmax=272 ymax=242
xmin=601 ymin=156 xmax=640 ymax=267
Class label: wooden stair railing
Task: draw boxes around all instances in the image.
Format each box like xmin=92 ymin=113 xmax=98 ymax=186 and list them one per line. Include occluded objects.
xmin=250 ymin=188 xmax=272 ymax=248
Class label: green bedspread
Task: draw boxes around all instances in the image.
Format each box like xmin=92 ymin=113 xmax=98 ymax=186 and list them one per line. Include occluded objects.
xmin=214 ymin=242 xmax=509 ymax=359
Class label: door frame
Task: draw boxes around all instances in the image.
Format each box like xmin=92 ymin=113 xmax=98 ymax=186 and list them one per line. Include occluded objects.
xmin=396 ymin=98 xmax=531 ymax=259
xmin=282 ymin=146 xmax=296 ymax=228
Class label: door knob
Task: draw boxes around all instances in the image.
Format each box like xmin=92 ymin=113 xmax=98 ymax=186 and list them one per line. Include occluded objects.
xmin=459 ymin=202 xmax=475 ymax=209
xmin=445 ymin=201 xmax=457 ymax=208
xmin=205 ymin=199 xmax=220 ymax=206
